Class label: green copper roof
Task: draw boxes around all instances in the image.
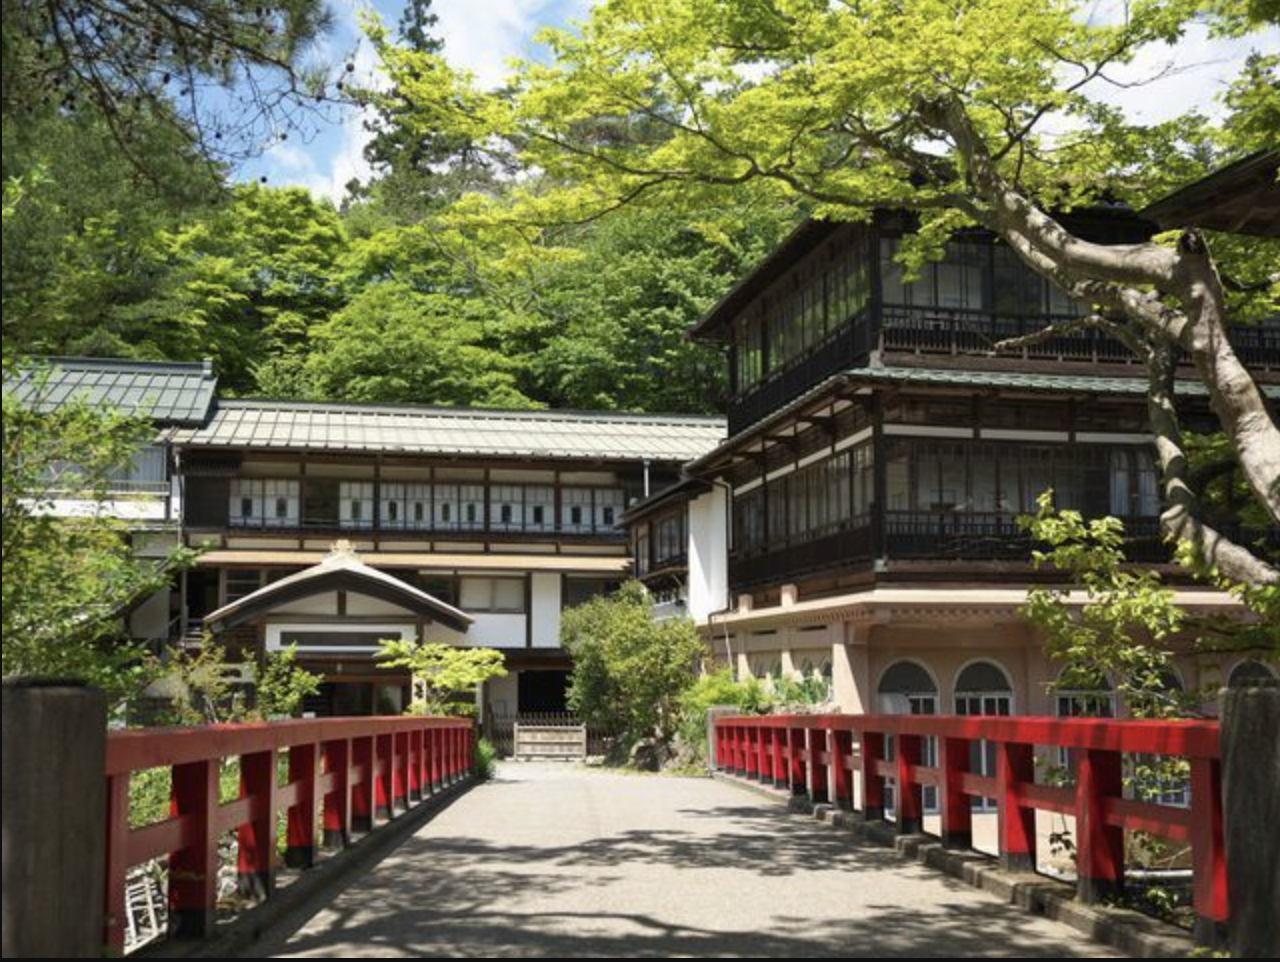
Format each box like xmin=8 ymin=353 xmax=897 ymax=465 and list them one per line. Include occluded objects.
xmin=6 ymin=357 xmax=218 ymax=426
xmin=842 ymin=365 xmax=1280 ymax=397
xmin=168 ymin=398 xmax=727 ymax=463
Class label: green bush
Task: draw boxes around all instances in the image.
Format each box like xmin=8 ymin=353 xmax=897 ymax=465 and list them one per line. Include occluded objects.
xmin=675 ymin=669 xmax=770 ymax=763
xmin=473 ymin=736 xmax=499 ymax=781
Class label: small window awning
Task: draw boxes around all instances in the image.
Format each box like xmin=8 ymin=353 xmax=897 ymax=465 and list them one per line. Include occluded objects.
xmin=204 ymin=541 xmax=473 ymax=633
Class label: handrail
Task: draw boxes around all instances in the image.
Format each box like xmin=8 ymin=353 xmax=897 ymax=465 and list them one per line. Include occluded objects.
xmin=713 ymin=713 xmax=1225 ymax=945
xmin=104 ymin=715 xmax=474 ymax=954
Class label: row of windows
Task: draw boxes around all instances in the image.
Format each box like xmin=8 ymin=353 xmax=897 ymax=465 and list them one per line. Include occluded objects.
xmin=734 ymin=445 xmax=875 ymax=554
xmin=730 ymin=440 xmax=1160 ymax=557
xmin=884 ymin=441 xmax=1160 ymax=517
xmin=634 ymin=510 xmax=689 ymax=574
xmin=227 ymin=479 xmax=626 ymax=534
xmin=733 ymin=230 xmax=872 ymax=391
xmin=880 ymin=237 xmax=1086 ymax=317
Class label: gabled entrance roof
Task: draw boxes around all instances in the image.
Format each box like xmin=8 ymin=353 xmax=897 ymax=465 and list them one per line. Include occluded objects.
xmin=204 ymin=542 xmax=473 ymax=633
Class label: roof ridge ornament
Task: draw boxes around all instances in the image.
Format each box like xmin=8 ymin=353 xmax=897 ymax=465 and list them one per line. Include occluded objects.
xmin=327 ymin=539 xmax=359 ymax=561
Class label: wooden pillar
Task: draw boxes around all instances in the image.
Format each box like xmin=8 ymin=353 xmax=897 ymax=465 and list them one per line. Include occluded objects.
xmin=351 ymin=735 xmax=375 ymax=832
xmin=1075 ymin=747 xmax=1124 ymax=903
xmin=939 ymin=736 xmax=972 ymax=849
xmin=286 ymin=743 xmax=320 ymax=868
xmin=1 ymin=680 xmax=107 ymax=957
xmin=860 ymin=731 xmax=886 ymax=821
xmin=236 ymin=748 xmax=278 ymax=897
xmin=895 ymin=732 xmax=923 ymax=833
xmin=169 ymin=759 xmax=219 ymax=938
xmin=995 ymin=741 xmax=1036 ymax=872
xmin=322 ymin=739 xmax=352 ymax=848
xmin=831 ymin=730 xmax=854 ymax=810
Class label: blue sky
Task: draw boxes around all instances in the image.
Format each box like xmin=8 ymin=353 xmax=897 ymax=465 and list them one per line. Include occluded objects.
xmin=237 ymin=1 xmax=1278 ymax=205
xmin=239 ymin=0 xmax=588 ymax=202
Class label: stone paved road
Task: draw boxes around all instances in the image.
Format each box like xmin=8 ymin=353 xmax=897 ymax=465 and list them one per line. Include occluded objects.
xmin=257 ymin=763 xmax=1123 ymax=958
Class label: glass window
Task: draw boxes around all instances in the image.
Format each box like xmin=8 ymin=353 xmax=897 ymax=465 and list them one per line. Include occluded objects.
xmin=340 ymin=482 xmax=374 ymax=529
xmin=460 ymin=577 xmax=526 ymax=613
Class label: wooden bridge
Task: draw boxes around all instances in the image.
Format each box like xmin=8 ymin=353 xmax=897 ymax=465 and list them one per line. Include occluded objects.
xmin=1 ymin=681 xmax=1276 ymax=958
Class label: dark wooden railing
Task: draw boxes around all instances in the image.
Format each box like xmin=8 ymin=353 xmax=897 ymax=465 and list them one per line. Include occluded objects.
xmin=714 ymin=713 xmax=1226 ymax=944
xmin=103 ymin=716 xmax=473 ymax=954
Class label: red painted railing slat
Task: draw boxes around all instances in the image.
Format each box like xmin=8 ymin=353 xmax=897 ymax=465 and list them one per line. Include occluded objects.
xmin=714 ymin=712 xmax=1225 ymax=939
xmin=102 ymin=716 xmax=473 ymax=954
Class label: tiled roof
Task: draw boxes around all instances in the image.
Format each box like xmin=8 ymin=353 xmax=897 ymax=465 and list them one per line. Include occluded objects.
xmin=168 ymin=399 xmax=727 ymax=463
xmin=685 ymin=363 xmax=1280 ymax=471
xmin=842 ymin=366 xmax=1280 ymax=396
xmin=6 ymin=357 xmax=217 ymax=426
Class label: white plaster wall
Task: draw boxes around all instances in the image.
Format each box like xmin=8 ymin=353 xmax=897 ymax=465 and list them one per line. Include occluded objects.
xmin=466 ymin=612 xmax=527 ymax=649
xmin=529 ymin=573 xmax=562 ymax=648
xmin=345 ymin=594 xmax=417 ymax=617
xmin=687 ymin=487 xmax=729 ymax=624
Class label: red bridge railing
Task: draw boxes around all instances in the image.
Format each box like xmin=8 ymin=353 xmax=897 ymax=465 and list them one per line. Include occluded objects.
xmin=714 ymin=713 xmax=1224 ymax=942
xmin=104 ymin=715 xmax=474 ymax=954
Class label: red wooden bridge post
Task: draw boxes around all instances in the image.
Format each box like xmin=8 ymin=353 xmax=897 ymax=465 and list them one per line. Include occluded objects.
xmin=1189 ymin=754 xmax=1228 ymax=946
xmin=1075 ymin=747 xmax=1124 ymax=903
xmin=744 ymin=725 xmax=759 ymax=779
xmin=103 ymin=773 xmax=131 ymax=955
xmin=321 ymin=739 xmax=351 ymax=848
xmin=425 ymin=728 xmax=437 ymax=790
xmin=757 ymin=725 xmax=773 ymax=782
xmin=860 ymin=730 xmax=886 ymax=821
xmin=771 ymin=724 xmax=786 ymax=788
xmin=807 ymin=726 xmax=829 ymax=803
xmin=413 ymin=728 xmax=427 ymax=800
xmin=406 ymin=730 xmax=421 ymax=803
xmin=831 ymin=729 xmax=854 ymax=810
xmin=995 ymin=740 xmax=1036 ymax=872
xmin=787 ymin=725 xmax=807 ymax=795
xmin=466 ymin=724 xmax=475 ymax=775
xmin=375 ymin=733 xmax=394 ymax=818
xmin=351 ymin=735 xmax=375 ymax=832
xmin=237 ymin=748 xmax=278 ymax=897
xmin=938 ymin=736 xmax=972 ymax=849
xmin=168 ymin=759 xmax=219 ymax=939
xmin=895 ymin=732 xmax=923 ymax=833
xmin=393 ymin=731 xmax=409 ymax=811
xmin=286 ymin=742 xmax=320 ymax=868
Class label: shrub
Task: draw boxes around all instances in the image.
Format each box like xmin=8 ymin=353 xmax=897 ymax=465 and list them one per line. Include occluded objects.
xmin=473 ymin=737 xmax=499 ymax=781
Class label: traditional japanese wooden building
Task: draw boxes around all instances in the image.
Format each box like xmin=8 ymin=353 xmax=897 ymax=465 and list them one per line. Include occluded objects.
xmin=624 ymin=180 xmax=1280 ymax=721
xmin=163 ymin=399 xmax=725 ymax=716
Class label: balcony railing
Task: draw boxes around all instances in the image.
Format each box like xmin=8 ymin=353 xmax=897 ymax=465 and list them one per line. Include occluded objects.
xmin=730 ymin=522 xmax=876 ymax=588
xmin=881 ymin=303 xmax=1280 ymax=370
xmin=728 ymin=311 xmax=874 ymax=435
xmin=883 ymin=510 xmax=1167 ymax=563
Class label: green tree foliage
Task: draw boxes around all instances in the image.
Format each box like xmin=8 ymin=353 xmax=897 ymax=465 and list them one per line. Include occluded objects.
xmin=1 ymin=371 xmax=197 ymax=706
xmin=137 ymin=184 xmax=348 ymax=394
xmin=255 ymin=644 xmax=323 ymax=719
xmin=377 ymin=638 xmax=507 ymax=716
xmin=299 ymin=280 xmax=538 ymax=407
xmin=1020 ymin=492 xmax=1278 ymax=718
xmin=561 ymin=581 xmax=706 ymax=750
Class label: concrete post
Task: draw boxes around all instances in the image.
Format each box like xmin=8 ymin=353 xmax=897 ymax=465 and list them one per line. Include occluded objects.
xmin=1220 ymin=681 xmax=1280 ymax=958
xmin=1 ymin=679 xmax=107 ymax=958
xmin=705 ymin=706 xmax=738 ymax=773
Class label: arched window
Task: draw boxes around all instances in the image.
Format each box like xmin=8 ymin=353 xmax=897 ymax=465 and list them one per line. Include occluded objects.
xmin=1228 ymin=659 xmax=1279 ymax=688
xmin=954 ymin=660 xmax=1013 ymax=716
xmin=954 ymin=660 xmax=1013 ymax=810
xmin=878 ymin=660 xmax=938 ymax=715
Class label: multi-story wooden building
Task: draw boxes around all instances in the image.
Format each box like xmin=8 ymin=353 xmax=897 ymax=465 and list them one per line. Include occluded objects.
xmin=624 ymin=182 xmax=1280 ymax=721
xmin=163 ymin=399 xmax=724 ymax=716
xmin=7 ymin=359 xmax=727 ymax=717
